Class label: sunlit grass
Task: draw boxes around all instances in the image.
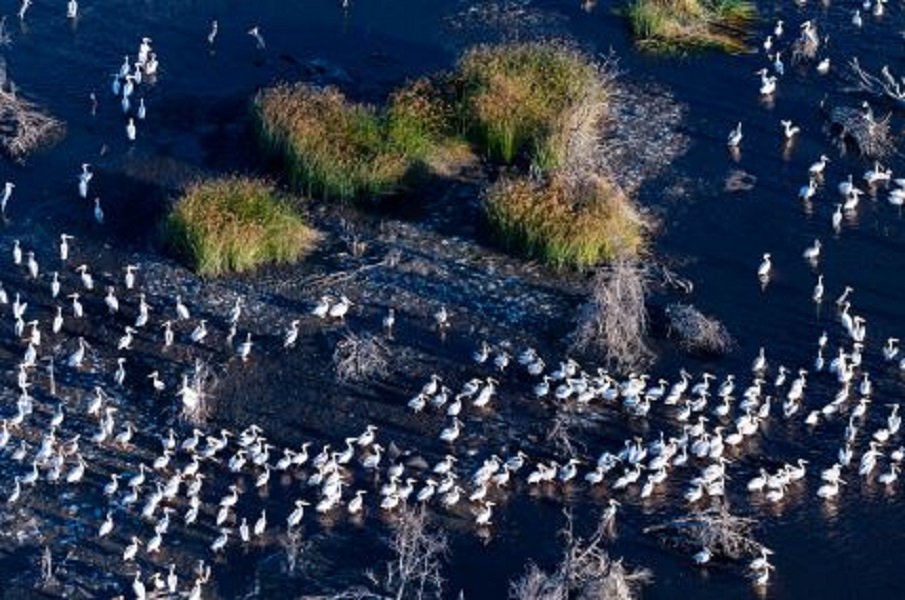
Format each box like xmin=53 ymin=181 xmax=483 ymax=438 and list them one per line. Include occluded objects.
xmin=253 ymin=84 xmax=411 ymax=203
xmin=165 ymin=176 xmax=318 ymax=277
xmin=454 ymin=42 xmax=608 ymax=171
xmin=626 ymin=0 xmax=756 ymax=53
xmin=485 ymin=172 xmax=645 ymax=269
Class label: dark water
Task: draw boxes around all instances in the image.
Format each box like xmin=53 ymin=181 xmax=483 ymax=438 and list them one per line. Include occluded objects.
xmin=2 ymin=0 xmax=905 ymax=598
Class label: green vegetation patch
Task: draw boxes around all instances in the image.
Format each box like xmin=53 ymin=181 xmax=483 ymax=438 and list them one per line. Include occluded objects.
xmin=253 ymin=84 xmax=410 ymax=202
xmin=254 ymin=81 xmax=461 ymax=203
xmin=485 ymin=173 xmax=645 ymax=269
xmin=165 ymin=176 xmax=318 ymax=277
xmin=454 ymin=42 xmax=608 ymax=171
xmin=626 ymin=0 xmax=756 ymax=53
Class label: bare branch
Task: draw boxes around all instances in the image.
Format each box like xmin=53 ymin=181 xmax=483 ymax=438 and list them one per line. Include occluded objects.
xmin=644 ymin=505 xmax=766 ymax=562
xmin=0 ymin=88 xmax=65 ymax=160
xmin=333 ymin=331 xmax=391 ymax=383
xmin=511 ymin=508 xmax=652 ymax=600
xmin=571 ymin=259 xmax=652 ymax=372
xmin=665 ymin=303 xmax=734 ymax=356
xmin=384 ymin=505 xmax=448 ymax=600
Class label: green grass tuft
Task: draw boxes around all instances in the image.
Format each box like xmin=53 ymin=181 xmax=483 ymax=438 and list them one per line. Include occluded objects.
xmin=165 ymin=176 xmax=318 ymax=277
xmin=625 ymin=0 xmax=756 ymax=53
xmin=253 ymin=84 xmax=411 ymax=203
xmin=485 ymin=173 xmax=645 ymax=269
xmin=454 ymin=42 xmax=608 ymax=171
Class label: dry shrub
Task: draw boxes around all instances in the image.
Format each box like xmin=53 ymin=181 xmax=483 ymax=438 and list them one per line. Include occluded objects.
xmin=456 ymin=42 xmax=609 ymax=171
xmin=510 ymin=509 xmax=652 ymax=600
xmin=333 ymin=331 xmax=391 ymax=383
xmin=385 ymin=505 xmax=448 ymax=600
xmin=665 ymin=303 xmax=734 ymax=355
xmin=0 ymin=88 xmax=65 ymax=159
xmin=644 ymin=506 xmax=765 ymax=562
xmin=572 ymin=259 xmax=652 ymax=371
xmin=254 ymin=84 xmax=410 ymax=202
xmin=165 ymin=176 xmax=318 ymax=276
xmin=486 ymin=173 xmax=645 ymax=269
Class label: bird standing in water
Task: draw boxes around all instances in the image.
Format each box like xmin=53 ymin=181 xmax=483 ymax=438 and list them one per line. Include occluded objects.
xmin=248 ymin=26 xmax=266 ymax=50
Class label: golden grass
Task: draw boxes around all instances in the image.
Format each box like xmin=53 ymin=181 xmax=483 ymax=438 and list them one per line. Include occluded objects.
xmin=626 ymin=0 xmax=756 ymax=53
xmin=455 ymin=42 xmax=608 ymax=171
xmin=253 ymin=84 xmax=410 ymax=202
xmin=165 ymin=176 xmax=318 ymax=277
xmin=485 ymin=172 xmax=645 ymax=269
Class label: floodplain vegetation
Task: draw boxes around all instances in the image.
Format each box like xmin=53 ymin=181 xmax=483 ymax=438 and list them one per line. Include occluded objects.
xmin=164 ymin=176 xmax=318 ymax=277
xmin=625 ymin=0 xmax=756 ymax=53
xmin=253 ymin=41 xmax=646 ymax=270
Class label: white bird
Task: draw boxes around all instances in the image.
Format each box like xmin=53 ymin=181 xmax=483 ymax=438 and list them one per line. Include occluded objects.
xmin=727 ymin=122 xmax=743 ymax=148
xmin=283 ymin=320 xmax=300 ymax=348
xmin=175 ymin=296 xmax=191 ymax=320
xmin=798 ymin=177 xmax=817 ymax=200
xmin=809 ymin=154 xmax=830 ymax=177
xmin=190 ymin=320 xmax=208 ymax=343
xmin=813 ymin=274 xmax=824 ymax=303
xmin=802 ymin=239 xmax=821 ymax=263
xmin=329 ymin=295 xmax=352 ymax=320
xmin=207 ymin=20 xmax=219 ymax=45
xmin=0 ymin=182 xmax=13 ymax=216
xmin=757 ymin=253 xmax=771 ymax=279
xmin=237 ymin=332 xmax=253 ymax=361
xmin=248 ymin=26 xmax=266 ymax=50
xmin=93 ymin=197 xmax=104 ymax=224
xmin=780 ymin=119 xmax=799 ymax=140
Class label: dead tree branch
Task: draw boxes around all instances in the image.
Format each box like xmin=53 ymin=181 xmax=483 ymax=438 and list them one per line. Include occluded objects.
xmin=511 ymin=508 xmax=652 ymax=600
xmin=845 ymin=57 xmax=905 ymax=107
xmin=0 ymin=88 xmax=65 ymax=160
xmin=823 ymin=100 xmax=893 ymax=158
xmin=333 ymin=331 xmax=391 ymax=383
xmin=384 ymin=505 xmax=448 ymax=600
xmin=665 ymin=303 xmax=734 ymax=355
xmin=644 ymin=505 xmax=766 ymax=562
xmin=571 ymin=259 xmax=652 ymax=372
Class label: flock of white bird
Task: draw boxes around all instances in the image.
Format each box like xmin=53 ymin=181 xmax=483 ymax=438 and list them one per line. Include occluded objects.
xmin=1 ymin=2 xmax=905 ymax=599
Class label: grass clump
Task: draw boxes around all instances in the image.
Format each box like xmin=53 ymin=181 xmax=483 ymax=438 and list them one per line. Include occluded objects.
xmin=254 ymin=84 xmax=411 ymax=203
xmin=625 ymin=0 xmax=756 ymax=53
xmin=455 ymin=42 xmax=608 ymax=171
xmin=165 ymin=176 xmax=318 ymax=277
xmin=485 ymin=172 xmax=645 ymax=269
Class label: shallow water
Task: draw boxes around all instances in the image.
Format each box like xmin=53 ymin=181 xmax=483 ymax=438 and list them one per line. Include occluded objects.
xmin=2 ymin=0 xmax=905 ymax=598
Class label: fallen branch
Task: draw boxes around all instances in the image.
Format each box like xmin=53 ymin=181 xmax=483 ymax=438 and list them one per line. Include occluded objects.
xmin=824 ymin=102 xmax=893 ymax=158
xmin=665 ymin=303 xmax=734 ymax=355
xmin=571 ymin=258 xmax=653 ymax=372
xmin=644 ymin=505 xmax=765 ymax=562
xmin=845 ymin=57 xmax=905 ymax=107
xmin=0 ymin=88 xmax=65 ymax=159
xmin=511 ymin=508 xmax=652 ymax=600
xmin=333 ymin=330 xmax=391 ymax=383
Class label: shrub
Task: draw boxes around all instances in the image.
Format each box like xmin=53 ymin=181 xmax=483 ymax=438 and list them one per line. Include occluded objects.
xmin=485 ymin=172 xmax=645 ymax=269
xmin=625 ymin=0 xmax=756 ymax=53
xmin=253 ymin=84 xmax=410 ymax=202
xmin=165 ymin=176 xmax=317 ymax=276
xmin=386 ymin=77 xmax=453 ymax=160
xmin=455 ymin=43 xmax=608 ymax=171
